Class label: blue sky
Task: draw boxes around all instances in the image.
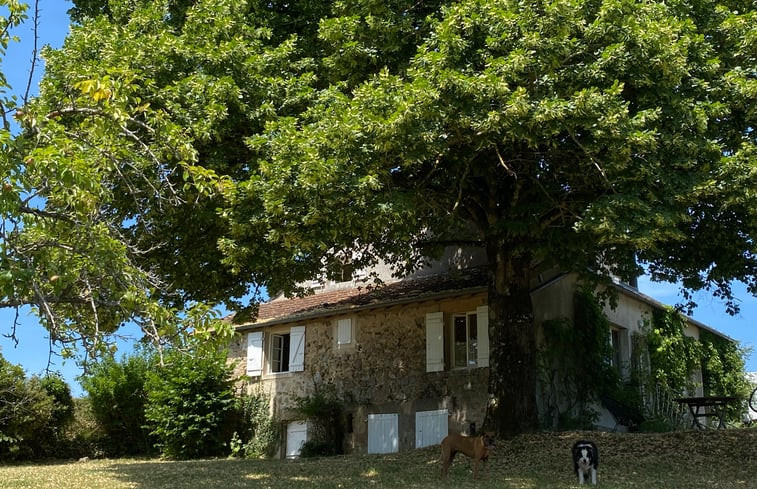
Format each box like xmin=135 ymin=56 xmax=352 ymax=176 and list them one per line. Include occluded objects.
xmin=1 ymin=1 xmax=755 ymax=398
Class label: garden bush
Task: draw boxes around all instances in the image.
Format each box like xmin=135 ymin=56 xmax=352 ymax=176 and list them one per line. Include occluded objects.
xmin=80 ymin=350 xmax=156 ymax=456
xmin=144 ymin=349 xmax=237 ymax=459
xmin=0 ymin=356 xmax=55 ymax=460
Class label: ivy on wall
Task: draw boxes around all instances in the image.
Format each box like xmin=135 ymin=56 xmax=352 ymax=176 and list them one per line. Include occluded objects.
xmin=644 ymin=308 xmax=749 ymax=399
xmin=537 ymin=289 xmax=620 ymax=430
xmin=539 ymin=294 xmax=750 ymax=431
xmin=646 ymin=308 xmax=703 ymax=395
xmin=699 ymin=330 xmax=751 ymax=399
xmin=636 ymin=307 xmax=750 ymax=427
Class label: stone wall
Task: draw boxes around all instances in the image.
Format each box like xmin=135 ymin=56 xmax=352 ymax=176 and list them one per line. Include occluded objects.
xmin=227 ymin=276 xmax=716 ymax=452
xmin=228 ymin=292 xmax=491 ymax=454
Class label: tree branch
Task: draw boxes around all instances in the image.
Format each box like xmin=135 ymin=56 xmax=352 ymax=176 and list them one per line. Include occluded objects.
xmin=22 ymin=0 xmax=41 ymax=105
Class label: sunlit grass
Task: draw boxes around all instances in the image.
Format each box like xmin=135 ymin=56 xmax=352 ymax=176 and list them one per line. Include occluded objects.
xmin=1 ymin=429 xmax=756 ymax=488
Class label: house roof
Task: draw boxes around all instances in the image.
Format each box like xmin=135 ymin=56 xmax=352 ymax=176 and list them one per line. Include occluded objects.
xmin=233 ymin=268 xmax=733 ymax=343
xmin=234 ymin=267 xmax=489 ymax=330
xmin=611 ymin=279 xmax=735 ymax=342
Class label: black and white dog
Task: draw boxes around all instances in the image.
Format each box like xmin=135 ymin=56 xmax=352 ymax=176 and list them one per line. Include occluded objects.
xmin=571 ymin=440 xmax=598 ymax=485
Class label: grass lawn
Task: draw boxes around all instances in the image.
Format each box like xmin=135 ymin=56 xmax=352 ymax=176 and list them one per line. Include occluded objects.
xmin=1 ymin=429 xmax=756 ymax=488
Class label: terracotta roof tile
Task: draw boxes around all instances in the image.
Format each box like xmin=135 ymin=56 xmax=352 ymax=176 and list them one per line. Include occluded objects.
xmin=241 ymin=267 xmax=488 ymax=327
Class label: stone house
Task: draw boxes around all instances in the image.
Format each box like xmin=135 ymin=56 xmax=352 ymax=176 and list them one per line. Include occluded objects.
xmin=228 ymin=256 xmax=731 ymax=458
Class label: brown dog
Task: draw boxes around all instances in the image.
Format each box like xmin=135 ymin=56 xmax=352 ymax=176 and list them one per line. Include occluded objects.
xmin=440 ymin=432 xmax=495 ymax=479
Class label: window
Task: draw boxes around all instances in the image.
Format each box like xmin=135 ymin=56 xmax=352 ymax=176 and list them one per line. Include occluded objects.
xmin=271 ymin=333 xmax=291 ymax=373
xmin=453 ymin=313 xmax=478 ymax=368
xmin=338 ymin=262 xmax=355 ymax=282
xmin=335 ymin=260 xmax=366 ymax=282
xmin=609 ymin=326 xmax=628 ymax=378
xmin=248 ymin=326 xmax=305 ymax=375
xmin=337 ymin=318 xmax=353 ymax=346
xmin=425 ymin=306 xmax=489 ymax=373
xmin=610 ymin=328 xmax=622 ymax=371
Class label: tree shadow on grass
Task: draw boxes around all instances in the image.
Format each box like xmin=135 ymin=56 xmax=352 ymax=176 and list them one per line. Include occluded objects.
xmin=99 ymin=451 xmax=443 ymax=489
xmin=95 ymin=431 xmax=757 ymax=489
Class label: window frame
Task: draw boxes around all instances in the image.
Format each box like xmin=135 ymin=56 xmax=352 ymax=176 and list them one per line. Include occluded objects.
xmin=270 ymin=332 xmax=291 ymax=373
xmin=425 ymin=306 xmax=488 ymax=373
xmin=609 ymin=325 xmax=628 ymax=379
xmin=452 ymin=312 xmax=479 ymax=369
xmin=247 ymin=326 xmax=306 ymax=376
xmin=337 ymin=318 xmax=353 ymax=347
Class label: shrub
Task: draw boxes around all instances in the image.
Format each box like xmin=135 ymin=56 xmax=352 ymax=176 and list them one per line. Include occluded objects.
xmin=144 ymin=349 xmax=237 ymax=459
xmin=295 ymin=392 xmax=343 ymax=457
xmin=62 ymin=397 xmax=109 ymax=459
xmin=0 ymin=357 xmax=55 ymax=460
xmin=26 ymin=374 xmax=76 ymax=458
xmin=40 ymin=374 xmax=75 ymax=431
xmin=231 ymin=389 xmax=281 ymax=459
xmin=79 ymin=350 xmax=155 ymax=456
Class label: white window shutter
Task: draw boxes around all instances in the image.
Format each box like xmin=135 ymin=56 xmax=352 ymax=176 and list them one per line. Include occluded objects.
xmin=289 ymin=326 xmax=306 ymax=372
xmin=425 ymin=312 xmax=444 ymax=372
xmin=476 ymin=305 xmax=489 ymax=367
xmin=246 ymin=331 xmax=264 ymax=376
xmin=337 ymin=318 xmax=352 ymax=345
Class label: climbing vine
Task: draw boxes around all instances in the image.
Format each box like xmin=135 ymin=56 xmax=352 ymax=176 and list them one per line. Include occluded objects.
xmin=538 ymin=296 xmax=749 ymax=431
xmin=537 ymin=289 xmax=620 ymax=430
xmin=646 ymin=308 xmax=703 ymax=395
xmin=294 ymin=392 xmax=344 ymax=457
xmin=699 ymin=330 xmax=750 ymax=399
xmin=635 ymin=307 xmax=750 ymax=427
xmin=230 ymin=389 xmax=281 ymax=459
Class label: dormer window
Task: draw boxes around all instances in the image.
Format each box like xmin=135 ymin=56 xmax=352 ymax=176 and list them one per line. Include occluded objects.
xmin=339 ymin=262 xmax=355 ymax=282
xmin=304 ymin=278 xmax=325 ymax=290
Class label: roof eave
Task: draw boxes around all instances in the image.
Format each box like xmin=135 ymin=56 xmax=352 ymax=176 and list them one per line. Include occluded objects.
xmin=234 ymin=285 xmax=488 ymax=332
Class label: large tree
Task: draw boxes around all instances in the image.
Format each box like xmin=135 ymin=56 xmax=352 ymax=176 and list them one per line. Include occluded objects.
xmin=223 ymin=0 xmax=757 ymax=434
xmin=4 ymin=0 xmax=756 ymax=435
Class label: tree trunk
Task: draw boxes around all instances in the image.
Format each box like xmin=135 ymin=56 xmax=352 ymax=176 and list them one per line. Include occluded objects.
xmin=483 ymin=240 xmax=539 ymax=437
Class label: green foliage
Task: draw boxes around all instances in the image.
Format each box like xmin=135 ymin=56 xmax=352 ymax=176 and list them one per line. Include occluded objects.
xmin=0 ymin=0 xmax=753 ymax=437
xmin=62 ymin=397 xmax=109 ymax=459
xmin=40 ymin=374 xmax=75 ymax=431
xmin=24 ymin=374 xmax=77 ymax=458
xmin=700 ymin=330 xmax=751 ymax=421
xmin=0 ymin=1 xmax=27 ymax=64
xmin=144 ymin=349 xmax=237 ymax=459
xmin=637 ymin=308 xmax=750 ymax=426
xmin=647 ymin=308 xmax=703 ymax=395
xmin=700 ymin=330 xmax=751 ymax=398
xmin=79 ymin=350 xmax=156 ymax=456
xmin=0 ymin=356 xmax=55 ymax=460
xmin=295 ymin=392 xmax=344 ymax=457
xmin=229 ymin=389 xmax=280 ymax=459
xmin=2 ymin=0 xmax=239 ymax=364
xmin=537 ymin=290 xmax=620 ymax=430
